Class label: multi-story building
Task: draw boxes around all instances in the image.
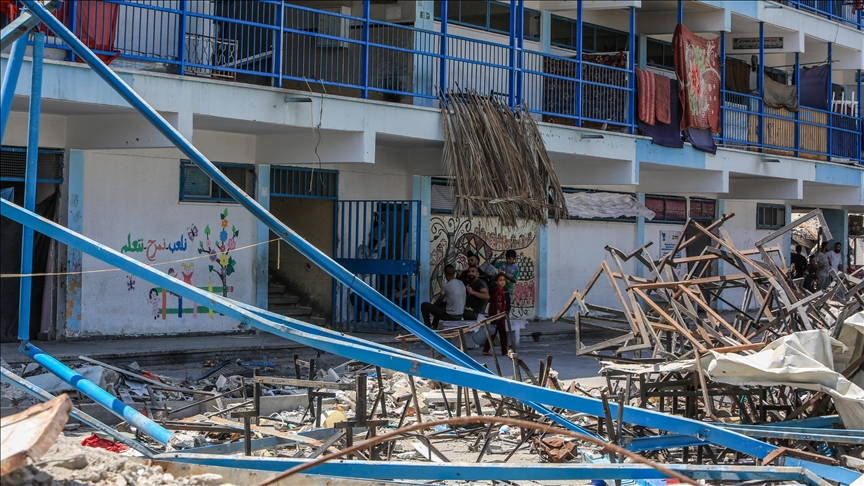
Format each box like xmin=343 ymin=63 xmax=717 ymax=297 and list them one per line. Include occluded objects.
xmin=1 ymin=0 xmax=862 ymax=341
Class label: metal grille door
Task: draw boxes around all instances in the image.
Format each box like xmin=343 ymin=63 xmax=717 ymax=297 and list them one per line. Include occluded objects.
xmin=333 ymin=200 xmax=420 ymax=332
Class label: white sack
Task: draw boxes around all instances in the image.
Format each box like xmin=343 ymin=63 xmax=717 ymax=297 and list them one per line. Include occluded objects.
xmin=564 ymin=192 xmax=655 ymax=220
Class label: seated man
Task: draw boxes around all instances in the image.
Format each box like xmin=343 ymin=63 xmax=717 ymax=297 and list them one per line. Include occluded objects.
xmin=463 ymin=265 xmax=490 ymax=320
xmin=420 ymin=265 xmax=465 ymax=330
xmin=458 ymin=251 xmax=487 ymax=285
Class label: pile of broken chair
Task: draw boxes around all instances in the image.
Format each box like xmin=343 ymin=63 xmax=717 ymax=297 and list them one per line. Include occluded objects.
xmin=554 ymin=209 xmax=864 ymax=469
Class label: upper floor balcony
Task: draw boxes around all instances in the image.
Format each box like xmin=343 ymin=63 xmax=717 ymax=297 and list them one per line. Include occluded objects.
xmin=2 ymin=0 xmax=862 ymax=165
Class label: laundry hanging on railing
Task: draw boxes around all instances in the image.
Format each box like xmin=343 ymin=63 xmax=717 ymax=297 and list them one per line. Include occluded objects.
xmin=763 ymin=77 xmax=799 ymax=112
xmin=636 ymin=69 xmax=672 ymax=126
xmin=724 ymin=57 xmax=752 ymax=94
xmin=800 ymin=64 xmax=831 ymax=111
xmin=638 ymin=79 xmax=684 ymax=148
xmin=673 ymin=24 xmax=721 ymax=133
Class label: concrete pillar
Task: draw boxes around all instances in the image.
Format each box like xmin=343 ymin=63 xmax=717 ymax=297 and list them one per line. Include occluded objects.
xmin=64 ymin=150 xmax=85 ymax=338
xmin=823 ymin=208 xmax=849 ymax=270
xmin=413 ymin=0 xmax=435 ymax=107
xmin=636 ymin=193 xmax=646 ymax=279
xmin=537 ymin=223 xmax=549 ymax=318
xmin=256 ymin=164 xmax=271 ymax=311
xmin=540 ymin=11 xmax=552 ymax=54
xmin=715 ymin=199 xmax=725 ymax=312
xmin=412 ymin=175 xmax=432 ymax=304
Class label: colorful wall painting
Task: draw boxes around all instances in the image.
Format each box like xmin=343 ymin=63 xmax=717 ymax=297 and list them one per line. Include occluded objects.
xmin=429 ymin=215 xmax=538 ymax=319
xmin=116 ymin=209 xmax=240 ymax=321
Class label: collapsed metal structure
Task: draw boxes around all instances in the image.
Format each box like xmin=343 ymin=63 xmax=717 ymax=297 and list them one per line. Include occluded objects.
xmin=0 ymin=1 xmax=860 ymax=483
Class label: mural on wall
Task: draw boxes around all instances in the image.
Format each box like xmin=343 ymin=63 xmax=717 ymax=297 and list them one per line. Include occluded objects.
xmin=116 ymin=208 xmax=239 ymax=321
xmin=429 ymin=215 xmax=537 ymax=318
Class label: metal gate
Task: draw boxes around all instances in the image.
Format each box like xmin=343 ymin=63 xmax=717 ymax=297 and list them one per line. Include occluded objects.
xmin=332 ymin=200 xmax=421 ymax=332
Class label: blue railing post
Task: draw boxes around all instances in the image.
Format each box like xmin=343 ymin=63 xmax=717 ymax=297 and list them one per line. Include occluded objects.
xmin=719 ymin=31 xmax=725 ymax=144
xmin=758 ymin=22 xmax=764 ymax=150
xmin=508 ymin=0 xmax=516 ymax=109
xmin=68 ymin=0 xmax=77 ymax=62
xmin=0 ymin=37 xmax=27 ymax=142
xmin=19 ymin=32 xmax=44 ymax=341
xmin=628 ymin=6 xmax=636 ymax=134
xmin=575 ymin=0 xmax=583 ymax=126
xmin=361 ymin=0 xmax=371 ymax=98
xmin=274 ymin=1 xmax=284 ymax=88
xmin=516 ymin=0 xmax=524 ymax=107
xmin=827 ymin=42 xmax=832 ymax=160
xmin=177 ymin=0 xmax=187 ymax=76
xmin=794 ymin=52 xmax=800 ymax=157
xmin=678 ymin=0 xmax=683 ymax=24
xmin=439 ymin=0 xmax=448 ymax=94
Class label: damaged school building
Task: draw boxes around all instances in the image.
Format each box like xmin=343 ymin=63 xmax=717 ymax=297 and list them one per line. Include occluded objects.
xmin=1 ymin=0 xmax=864 ymax=484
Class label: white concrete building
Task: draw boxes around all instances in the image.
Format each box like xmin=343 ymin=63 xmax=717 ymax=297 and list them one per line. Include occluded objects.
xmin=1 ymin=0 xmax=862 ymax=340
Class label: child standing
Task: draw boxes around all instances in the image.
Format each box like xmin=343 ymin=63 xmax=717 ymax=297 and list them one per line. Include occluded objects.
xmin=494 ymin=250 xmax=520 ymax=298
xmin=483 ymin=273 xmax=511 ymax=356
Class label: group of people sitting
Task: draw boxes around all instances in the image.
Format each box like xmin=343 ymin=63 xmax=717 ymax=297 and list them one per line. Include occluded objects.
xmin=789 ymin=242 xmax=845 ymax=292
xmin=421 ymin=250 xmax=519 ymax=356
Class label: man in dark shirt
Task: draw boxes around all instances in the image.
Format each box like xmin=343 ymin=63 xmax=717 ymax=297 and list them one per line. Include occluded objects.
xmin=463 ymin=266 xmax=489 ymax=320
xmin=790 ymin=245 xmax=807 ymax=279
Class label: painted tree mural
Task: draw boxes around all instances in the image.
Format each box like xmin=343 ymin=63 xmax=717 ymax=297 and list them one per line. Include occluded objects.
xmin=198 ymin=208 xmax=239 ymax=297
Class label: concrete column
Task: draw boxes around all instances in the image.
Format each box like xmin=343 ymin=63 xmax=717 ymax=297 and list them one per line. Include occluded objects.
xmin=636 ymin=193 xmax=646 ymax=279
xmin=256 ymin=164 xmax=271 ymax=311
xmin=540 ymin=11 xmax=552 ymax=54
xmin=715 ymin=199 xmax=725 ymax=312
xmin=412 ymin=175 xmax=432 ymax=304
xmin=638 ymin=35 xmax=648 ymax=69
xmin=537 ymin=223 xmax=549 ymax=318
xmin=413 ymin=0 xmax=435 ymax=107
xmin=64 ymin=150 xmax=85 ymax=338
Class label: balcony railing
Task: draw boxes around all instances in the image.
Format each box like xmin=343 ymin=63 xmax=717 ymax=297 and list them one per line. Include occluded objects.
xmin=779 ymin=0 xmax=864 ymax=29
xmin=14 ymin=0 xmax=864 ymax=164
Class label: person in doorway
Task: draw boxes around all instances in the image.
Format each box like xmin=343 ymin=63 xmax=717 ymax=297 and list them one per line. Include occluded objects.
xmin=790 ymin=245 xmax=807 ymax=280
xmin=483 ymin=273 xmax=511 ymax=357
xmin=463 ymin=265 xmax=490 ymax=320
xmin=494 ymin=249 xmax=520 ymax=297
xmin=815 ymin=242 xmax=831 ymax=290
xmin=420 ymin=265 xmax=465 ymax=330
xmin=802 ymin=256 xmax=820 ymax=292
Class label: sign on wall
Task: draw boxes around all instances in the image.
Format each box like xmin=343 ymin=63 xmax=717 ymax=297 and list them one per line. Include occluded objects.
xmin=732 ymin=37 xmax=783 ymax=50
xmin=659 ymin=230 xmax=688 ymax=280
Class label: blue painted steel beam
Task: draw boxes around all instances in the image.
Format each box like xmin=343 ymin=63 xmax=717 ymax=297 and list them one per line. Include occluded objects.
xmin=0 ymin=37 xmax=27 ymax=143
xmin=575 ymin=0 xmax=583 ymax=126
xmin=0 ymin=0 xmax=57 ymax=50
xmin=157 ymin=454 xmax=819 ymax=483
xmin=758 ymin=22 xmax=764 ymax=148
xmin=0 ymin=367 xmax=155 ymax=457
xmin=2 ymin=201 xmax=860 ymax=485
xmin=18 ymin=341 xmax=174 ymax=445
xmin=439 ymin=0 xmax=447 ymax=92
xmin=17 ymin=0 xmax=593 ymax=442
xmin=19 ymin=32 xmax=44 ymax=341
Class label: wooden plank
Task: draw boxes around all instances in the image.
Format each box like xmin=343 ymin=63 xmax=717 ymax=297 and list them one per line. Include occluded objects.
xmin=1 ymin=394 xmax=73 ymax=476
xmin=254 ymin=376 xmax=354 ymax=390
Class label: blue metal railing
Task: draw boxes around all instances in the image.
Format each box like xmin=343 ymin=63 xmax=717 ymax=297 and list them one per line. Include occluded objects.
xmin=782 ymin=0 xmax=864 ymax=29
xmin=18 ymin=0 xmax=863 ymax=163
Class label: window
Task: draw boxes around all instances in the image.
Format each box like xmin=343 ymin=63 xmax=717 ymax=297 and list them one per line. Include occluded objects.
xmin=270 ymin=166 xmax=338 ymax=200
xmin=549 ymin=15 xmax=629 ymax=53
xmin=689 ymin=198 xmax=717 ymax=223
xmin=645 ymin=38 xmax=674 ymax=70
xmin=756 ymin=203 xmax=786 ymax=229
xmin=433 ymin=1 xmax=541 ymax=40
xmin=180 ymin=160 xmax=255 ymax=203
xmin=645 ymin=195 xmax=687 ymax=223
xmin=430 ymin=178 xmax=454 ymax=214
xmin=0 ymin=146 xmax=64 ymax=183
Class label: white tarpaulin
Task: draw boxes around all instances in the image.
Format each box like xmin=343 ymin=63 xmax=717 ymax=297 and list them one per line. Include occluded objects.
xmin=564 ymin=192 xmax=656 ymax=220
xmin=702 ymin=329 xmax=864 ymax=429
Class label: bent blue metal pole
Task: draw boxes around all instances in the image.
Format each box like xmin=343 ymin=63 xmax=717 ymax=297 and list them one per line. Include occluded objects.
xmin=19 ymin=32 xmax=44 ymax=341
xmin=17 ymin=0 xmax=593 ymax=441
xmin=0 ymin=37 xmax=27 ymax=142
xmin=2 ymin=200 xmax=860 ymax=485
xmin=18 ymin=341 xmax=174 ymax=445
xmin=0 ymin=367 xmax=155 ymax=457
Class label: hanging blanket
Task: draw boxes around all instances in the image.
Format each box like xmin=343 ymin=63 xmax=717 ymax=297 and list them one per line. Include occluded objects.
xmin=673 ymin=24 xmax=721 ymax=133
xmin=655 ymin=73 xmax=671 ymax=124
xmin=800 ymin=64 xmax=830 ymax=111
xmin=638 ymin=79 xmax=684 ymax=148
xmin=637 ymin=69 xmax=656 ymax=125
xmin=763 ymin=77 xmax=799 ymax=112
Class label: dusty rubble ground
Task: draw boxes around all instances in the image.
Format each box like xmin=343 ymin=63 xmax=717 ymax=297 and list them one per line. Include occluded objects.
xmin=2 ymin=352 xmax=606 ymax=486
